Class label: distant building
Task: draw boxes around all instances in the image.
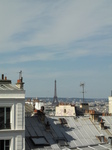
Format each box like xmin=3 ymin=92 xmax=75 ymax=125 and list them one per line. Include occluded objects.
xmin=25 ymin=99 xmax=33 ymax=106
xmin=80 ymin=103 xmax=89 ymax=111
xmin=34 ymin=99 xmax=44 ymax=110
xmin=55 ymin=103 xmax=76 ymax=116
xmin=0 ymin=74 xmax=25 ymax=150
xmin=109 ymin=96 xmax=112 ymax=114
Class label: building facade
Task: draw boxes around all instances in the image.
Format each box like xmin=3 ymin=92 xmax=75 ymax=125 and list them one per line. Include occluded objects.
xmin=55 ymin=104 xmax=76 ymax=116
xmin=109 ymin=96 xmax=112 ymax=114
xmin=0 ymin=74 xmax=25 ymax=150
xmin=80 ymin=103 xmax=89 ymax=111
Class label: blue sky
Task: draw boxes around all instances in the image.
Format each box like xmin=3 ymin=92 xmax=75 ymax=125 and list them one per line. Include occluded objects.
xmin=0 ymin=0 xmax=112 ymax=98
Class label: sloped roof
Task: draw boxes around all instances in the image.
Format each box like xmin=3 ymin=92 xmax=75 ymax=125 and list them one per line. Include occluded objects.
xmin=0 ymin=83 xmax=23 ymax=91
xmin=25 ymin=103 xmax=33 ymax=113
xmin=25 ymin=115 xmax=112 ymax=149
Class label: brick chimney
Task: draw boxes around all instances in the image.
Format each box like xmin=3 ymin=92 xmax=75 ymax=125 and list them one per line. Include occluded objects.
xmin=0 ymin=74 xmax=11 ymax=84
xmin=16 ymin=71 xmax=24 ymax=89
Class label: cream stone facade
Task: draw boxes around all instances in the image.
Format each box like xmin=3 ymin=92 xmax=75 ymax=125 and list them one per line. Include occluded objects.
xmin=109 ymin=96 xmax=112 ymax=114
xmin=55 ymin=104 xmax=76 ymax=116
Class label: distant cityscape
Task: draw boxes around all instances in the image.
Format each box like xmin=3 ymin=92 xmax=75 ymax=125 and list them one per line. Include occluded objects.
xmin=26 ymin=97 xmax=109 ymax=114
xmin=1 ymin=73 xmax=112 ymax=150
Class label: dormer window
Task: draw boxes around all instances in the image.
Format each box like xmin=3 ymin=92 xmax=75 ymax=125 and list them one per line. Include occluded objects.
xmin=0 ymin=107 xmax=10 ymax=129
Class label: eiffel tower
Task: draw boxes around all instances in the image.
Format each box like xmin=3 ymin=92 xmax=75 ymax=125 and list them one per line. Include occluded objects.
xmin=52 ymin=80 xmax=59 ymax=106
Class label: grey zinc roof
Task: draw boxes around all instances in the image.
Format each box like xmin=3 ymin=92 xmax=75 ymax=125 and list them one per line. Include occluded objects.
xmin=25 ymin=116 xmax=112 ymax=150
xmin=0 ymin=83 xmax=23 ymax=91
xmin=25 ymin=104 xmax=33 ymax=116
xmin=101 ymin=116 xmax=112 ymax=136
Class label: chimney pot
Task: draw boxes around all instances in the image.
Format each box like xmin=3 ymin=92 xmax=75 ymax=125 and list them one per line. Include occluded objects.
xmin=2 ymin=74 xmax=4 ymax=80
xmin=17 ymin=79 xmax=21 ymax=83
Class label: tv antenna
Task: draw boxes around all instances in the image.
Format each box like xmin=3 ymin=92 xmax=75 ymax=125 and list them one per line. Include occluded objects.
xmin=19 ymin=70 xmax=22 ymax=79
xmin=80 ymin=83 xmax=85 ymax=103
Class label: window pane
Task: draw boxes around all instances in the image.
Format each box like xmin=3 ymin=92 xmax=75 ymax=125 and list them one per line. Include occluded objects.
xmin=0 ymin=108 xmax=4 ymax=129
xmin=0 ymin=140 xmax=4 ymax=149
xmin=0 ymin=107 xmax=10 ymax=129
xmin=5 ymin=140 xmax=10 ymax=150
xmin=6 ymin=108 xmax=10 ymax=129
xmin=6 ymin=140 xmax=9 ymax=146
xmin=64 ymin=109 xmax=66 ymax=113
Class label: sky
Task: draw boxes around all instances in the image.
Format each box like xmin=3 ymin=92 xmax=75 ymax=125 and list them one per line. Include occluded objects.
xmin=0 ymin=0 xmax=112 ymax=99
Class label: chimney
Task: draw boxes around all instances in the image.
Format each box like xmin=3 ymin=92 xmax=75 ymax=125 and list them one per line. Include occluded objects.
xmin=2 ymin=74 xmax=4 ymax=80
xmin=5 ymin=76 xmax=7 ymax=80
xmin=41 ymin=106 xmax=44 ymax=112
xmin=100 ymin=119 xmax=105 ymax=130
xmin=111 ymin=90 xmax=112 ymax=97
xmin=108 ymin=137 xmax=112 ymax=145
xmin=16 ymin=71 xmax=24 ymax=89
xmin=45 ymin=121 xmax=50 ymax=131
xmin=100 ymin=135 xmax=104 ymax=143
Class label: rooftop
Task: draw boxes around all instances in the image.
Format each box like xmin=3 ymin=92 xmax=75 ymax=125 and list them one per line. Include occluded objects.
xmin=0 ymin=73 xmax=24 ymax=91
xmin=25 ymin=115 xmax=112 ymax=149
xmin=0 ymin=73 xmax=25 ymax=98
xmin=0 ymin=83 xmax=22 ymax=91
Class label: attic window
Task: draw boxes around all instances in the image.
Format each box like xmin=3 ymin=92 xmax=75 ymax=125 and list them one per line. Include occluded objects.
xmin=31 ymin=137 xmax=49 ymax=146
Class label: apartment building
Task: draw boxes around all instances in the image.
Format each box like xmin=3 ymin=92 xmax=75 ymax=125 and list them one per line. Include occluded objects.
xmin=0 ymin=74 xmax=25 ymax=150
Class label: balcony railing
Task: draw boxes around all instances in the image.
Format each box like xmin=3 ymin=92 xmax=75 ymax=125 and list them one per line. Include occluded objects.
xmin=0 ymin=123 xmax=11 ymax=130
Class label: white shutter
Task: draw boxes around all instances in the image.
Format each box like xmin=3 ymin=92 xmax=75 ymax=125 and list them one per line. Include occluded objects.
xmin=16 ymin=135 xmax=22 ymax=150
xmin=17 ymin=103 xmax=22 ymax=129
xmin=22 ymin=105 xmax=25 ymax=130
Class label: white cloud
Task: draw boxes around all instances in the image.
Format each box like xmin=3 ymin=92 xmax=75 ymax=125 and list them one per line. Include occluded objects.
xmin=0 ymin=0 xmax=112 ymax=56
xmin=0 ymin=0 xmax=112 ymax=98
xmin=0 ymin=48 xmax=92 ymax=64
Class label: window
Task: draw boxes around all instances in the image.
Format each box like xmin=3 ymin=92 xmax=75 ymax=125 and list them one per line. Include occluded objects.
xmin=0 ymin=140 xmax=10 ymax=150
xmin=31 ymin=137 xmax=49 ymax=146
xmin=64 ymin=109 xmax=66 ymax=113
xmin=0 ymin=107 xmax=10 ymax=129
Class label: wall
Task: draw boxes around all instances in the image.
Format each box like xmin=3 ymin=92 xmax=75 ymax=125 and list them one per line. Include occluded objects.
xmin=109 ymin=96 xmax=112 ymax=114
xmin=55 ymin=105 xmax=76 ymax=116
xmin=35 ymin=101 xmax=44 ymax=110
xmin=80 ymin=103 xmax=89 ymax=111
xmin=0 ymin=98 xmax=25 ymax=150
xmin=0 ymin=131 xmax=25 ymax=150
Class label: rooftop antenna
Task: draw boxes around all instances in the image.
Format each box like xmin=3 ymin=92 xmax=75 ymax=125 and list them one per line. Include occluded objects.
xmin=16 ymin=70 xmax=24 ymax=89
xmin=19 ymin=70 xmax=22 ymax=79
xmin=52 ymin=80 xmax=59 ymax=106
xmin=80 ymin=83 xmax=85 ymax=103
